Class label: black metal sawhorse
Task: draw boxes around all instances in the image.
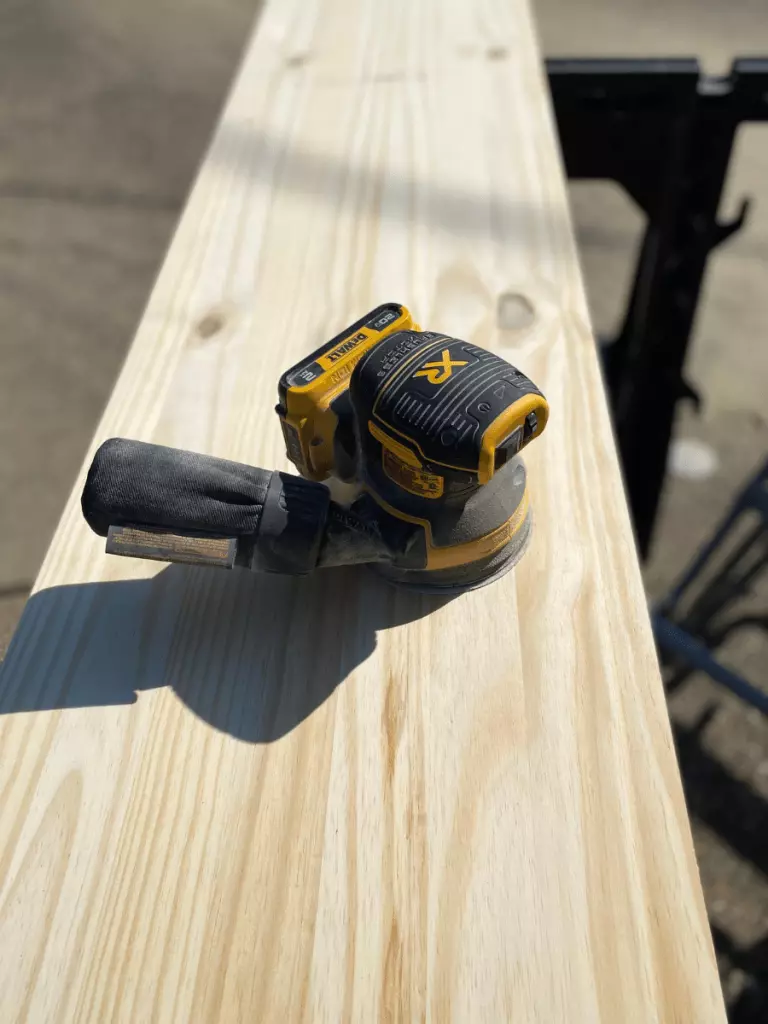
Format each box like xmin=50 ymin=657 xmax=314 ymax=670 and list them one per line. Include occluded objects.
xmin=653 ymin=456 xmax=768 ymax=716
xmin=547 ymin=58 xmax=768 ymax=557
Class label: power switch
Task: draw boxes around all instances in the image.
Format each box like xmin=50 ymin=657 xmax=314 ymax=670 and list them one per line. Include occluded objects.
xmin=494 ymin=426 xmax=523 ymax=472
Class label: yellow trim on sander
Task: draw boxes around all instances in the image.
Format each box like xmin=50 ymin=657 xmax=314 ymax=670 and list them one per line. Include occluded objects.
xmin=478 ymin=393 xmax=549 ymax=485
xmin=366 ymin=486 xmax=530 ymax=571
xmin=368 ymin=420 xmax=422 ymax=467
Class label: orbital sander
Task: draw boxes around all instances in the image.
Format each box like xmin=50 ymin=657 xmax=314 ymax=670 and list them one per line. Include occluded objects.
xmin=82 ymin=303 xmax=548 ymax=593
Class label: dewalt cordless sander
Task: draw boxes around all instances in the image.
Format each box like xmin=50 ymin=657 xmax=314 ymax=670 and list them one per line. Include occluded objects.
xmin=82 ymin=303 xmax=548 ymax=593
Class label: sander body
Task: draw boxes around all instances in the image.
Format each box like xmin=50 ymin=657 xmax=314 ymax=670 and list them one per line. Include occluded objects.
xmin=82 ymin=303 xmax=548 ymax=592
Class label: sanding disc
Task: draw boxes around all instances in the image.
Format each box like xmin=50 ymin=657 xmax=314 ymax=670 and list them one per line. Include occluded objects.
xmin=373 ymin=500 xmax=533 ymax=596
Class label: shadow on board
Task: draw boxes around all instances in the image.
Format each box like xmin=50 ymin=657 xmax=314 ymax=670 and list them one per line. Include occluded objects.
xmin=0 ymin=564 xmax=446 ymax=742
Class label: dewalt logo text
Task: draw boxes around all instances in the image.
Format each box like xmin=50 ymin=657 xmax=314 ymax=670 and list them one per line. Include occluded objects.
xmin=326 ymin=332 xmax=367 ymax=363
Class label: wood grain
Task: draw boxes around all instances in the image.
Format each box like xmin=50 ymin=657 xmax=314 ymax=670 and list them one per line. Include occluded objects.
xmin=0 ymin=0 xmax=725 ymax=1020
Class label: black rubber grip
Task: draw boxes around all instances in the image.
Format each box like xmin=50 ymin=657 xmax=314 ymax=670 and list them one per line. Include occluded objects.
xmin=252 ymin=472 xmax=332 ymax=574
xmin=82 ymin=438 xmax=273 ymax=538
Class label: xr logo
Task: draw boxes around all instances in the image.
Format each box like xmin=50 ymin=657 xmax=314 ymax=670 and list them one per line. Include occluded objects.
xmin=413 ymin=349 xmax=468 ymax=385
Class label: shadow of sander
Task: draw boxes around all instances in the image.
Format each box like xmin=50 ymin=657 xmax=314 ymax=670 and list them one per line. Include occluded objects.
xmin=0 ymin=564 xmax=445 ymax=743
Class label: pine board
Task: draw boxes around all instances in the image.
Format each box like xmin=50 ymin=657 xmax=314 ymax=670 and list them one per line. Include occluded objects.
xmin=0 ymin=0 xmax=725 ymax=1020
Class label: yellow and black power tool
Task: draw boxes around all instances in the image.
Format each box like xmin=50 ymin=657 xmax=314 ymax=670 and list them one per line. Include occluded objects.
xmin=82 ymin=303 xmax=548 ymax=592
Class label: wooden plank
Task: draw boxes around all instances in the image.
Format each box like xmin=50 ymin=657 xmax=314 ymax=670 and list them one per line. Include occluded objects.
xmin=0 ymin=0 xmax=724 ymax=1020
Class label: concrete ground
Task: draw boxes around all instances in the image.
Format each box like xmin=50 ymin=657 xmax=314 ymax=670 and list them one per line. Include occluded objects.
xmin=0 ymin=0 xmax=261 ymax=644
xmin=0 ymin=0 xmax=766 ymax=1017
